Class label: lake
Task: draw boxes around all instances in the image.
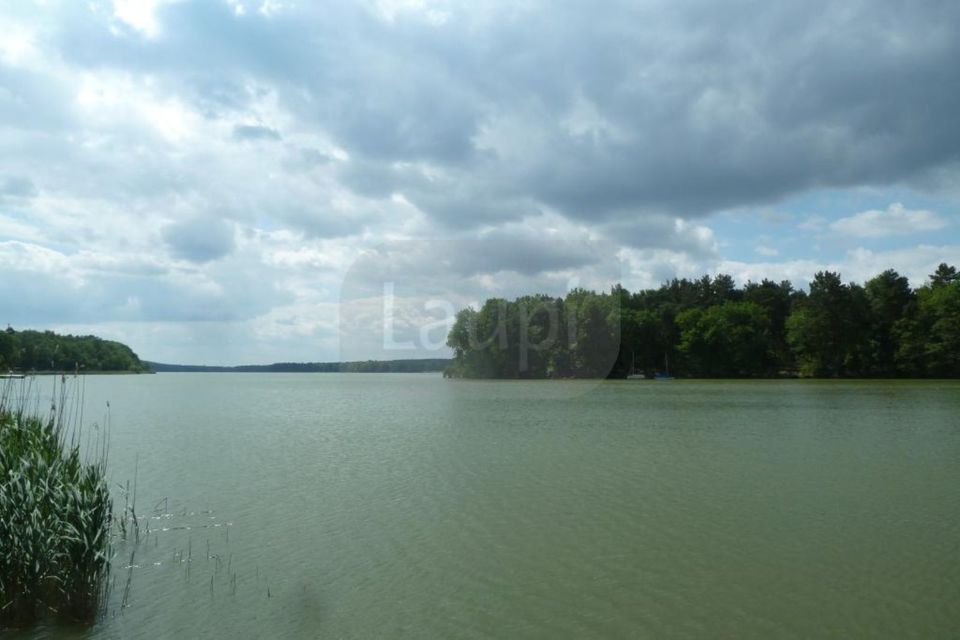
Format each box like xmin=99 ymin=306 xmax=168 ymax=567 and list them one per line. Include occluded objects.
xmin=9 ymin=374 xmax=960 ymax=639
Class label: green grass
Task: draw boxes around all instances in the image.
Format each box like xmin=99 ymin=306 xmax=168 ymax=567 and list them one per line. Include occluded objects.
xmin=0 ymin=378 xmax=113 ymax=627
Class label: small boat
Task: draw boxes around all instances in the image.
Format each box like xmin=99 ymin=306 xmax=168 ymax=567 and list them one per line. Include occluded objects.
xmin=626 ymin=351 xmax=646 ymax=379
xmin=0 ymin=373 xmax=26 ymax=379
xmin=654 ymin=354 xmax=674 ymax=381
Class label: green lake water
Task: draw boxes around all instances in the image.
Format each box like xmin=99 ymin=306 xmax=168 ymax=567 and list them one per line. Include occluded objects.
xmin=8 ymin=374 xmax=960 ymax=639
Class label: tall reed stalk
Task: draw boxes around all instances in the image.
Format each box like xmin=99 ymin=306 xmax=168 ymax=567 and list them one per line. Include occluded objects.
xmin=0 ymin=376 xmax=112 ymax=627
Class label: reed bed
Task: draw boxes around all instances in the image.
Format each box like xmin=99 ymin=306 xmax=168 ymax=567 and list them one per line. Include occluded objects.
xmin=0 ymin=376 xmax=113 ymax=627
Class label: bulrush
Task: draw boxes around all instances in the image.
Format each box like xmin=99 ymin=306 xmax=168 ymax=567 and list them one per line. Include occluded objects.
xmin=0 ymin=378 xmax=112 ymax=627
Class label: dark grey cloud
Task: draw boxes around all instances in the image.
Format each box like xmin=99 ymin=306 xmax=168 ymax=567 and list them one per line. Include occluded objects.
xmin=339 ymin=218 xmax=612 ymax=306
xmin=447 ymin=227 xmax=600 ymax=276
xmin=337 ymin=159 xmax=536 ymax=228
xmin=46 ymin=0 xmax=959 ymax=229
xmin=601 ymin=216 xmax=716 ymax=254
xmin=162 ymin=217 xmax=235 ymax=262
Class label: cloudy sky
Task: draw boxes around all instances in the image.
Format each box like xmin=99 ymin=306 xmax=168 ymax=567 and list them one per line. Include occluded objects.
xmin=1 ymin=0 xmax=958 ymax=364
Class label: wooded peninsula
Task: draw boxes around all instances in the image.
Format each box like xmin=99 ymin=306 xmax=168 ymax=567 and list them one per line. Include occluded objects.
xmin=445 ymin=264 xmax=960 ymax=379
xmin=0 ymin=328 xmax=149 ymax=373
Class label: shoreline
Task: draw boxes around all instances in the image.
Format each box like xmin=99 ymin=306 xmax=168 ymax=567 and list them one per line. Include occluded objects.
xmin=3 ymin=370 xmax=155 ymax=376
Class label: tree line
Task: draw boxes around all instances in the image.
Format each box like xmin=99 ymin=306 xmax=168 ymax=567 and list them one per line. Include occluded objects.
xmin=147 ymin=358 xmax=451 ymax=373
xmin=0 ymin=328 xmax=149 ymax=373
xmin=445 ymin=264 xmax=960 ymax=379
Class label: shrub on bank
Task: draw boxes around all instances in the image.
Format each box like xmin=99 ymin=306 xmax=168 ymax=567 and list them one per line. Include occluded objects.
xmin=0 ymin=404 xmax=112 ymax=626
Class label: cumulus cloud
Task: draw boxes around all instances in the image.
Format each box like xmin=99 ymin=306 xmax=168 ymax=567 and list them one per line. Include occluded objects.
xmin=601 ymin=216 xmax=718 ymax=255
xmin=830 ymin=203 xmax=948 ymax=238
xmin=718 ymin=244 xmax=960 ymax=290
xmin=340 ymin=214 xmax=620 ymax=302
xmin=47 ymin=1 xmax=960 ymax=222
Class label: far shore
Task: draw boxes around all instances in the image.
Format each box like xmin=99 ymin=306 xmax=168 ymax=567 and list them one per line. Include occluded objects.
xmin=3 ymin=370 xmax=154 ymax=376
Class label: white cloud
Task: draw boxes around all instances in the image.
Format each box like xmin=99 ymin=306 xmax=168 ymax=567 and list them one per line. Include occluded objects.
xmin=798 ymin=215 xmax=827 ymax=232
xmin=755 ymin=245 xmax=779 ymax=257
xmin=718 ymin=244 xmax=960 ymax=289
xmin=830 ymin=203 xmax=947 ymax=238
xmin=716 ymin=258 xmax=841 ymax=289
xmin=368 ymin=0 xmax=451 ymax=24
xmin=111 ymin=0 xmax=175 ymax=37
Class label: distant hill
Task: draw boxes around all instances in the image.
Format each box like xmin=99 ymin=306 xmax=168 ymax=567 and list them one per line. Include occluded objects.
xmin=146 ymin=358 xmax=452 ymax=373
xmin=0 ymin=328 xmax=149 ymax=373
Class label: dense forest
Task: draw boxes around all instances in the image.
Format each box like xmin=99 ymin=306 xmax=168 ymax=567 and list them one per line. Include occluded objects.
xmin=148 ymin=359 xmax=451 ymax=373
xmin=445 ymin=264 xmax=960 ymax=379
xmin=0 ymin=328 xmax=149 ymax=373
